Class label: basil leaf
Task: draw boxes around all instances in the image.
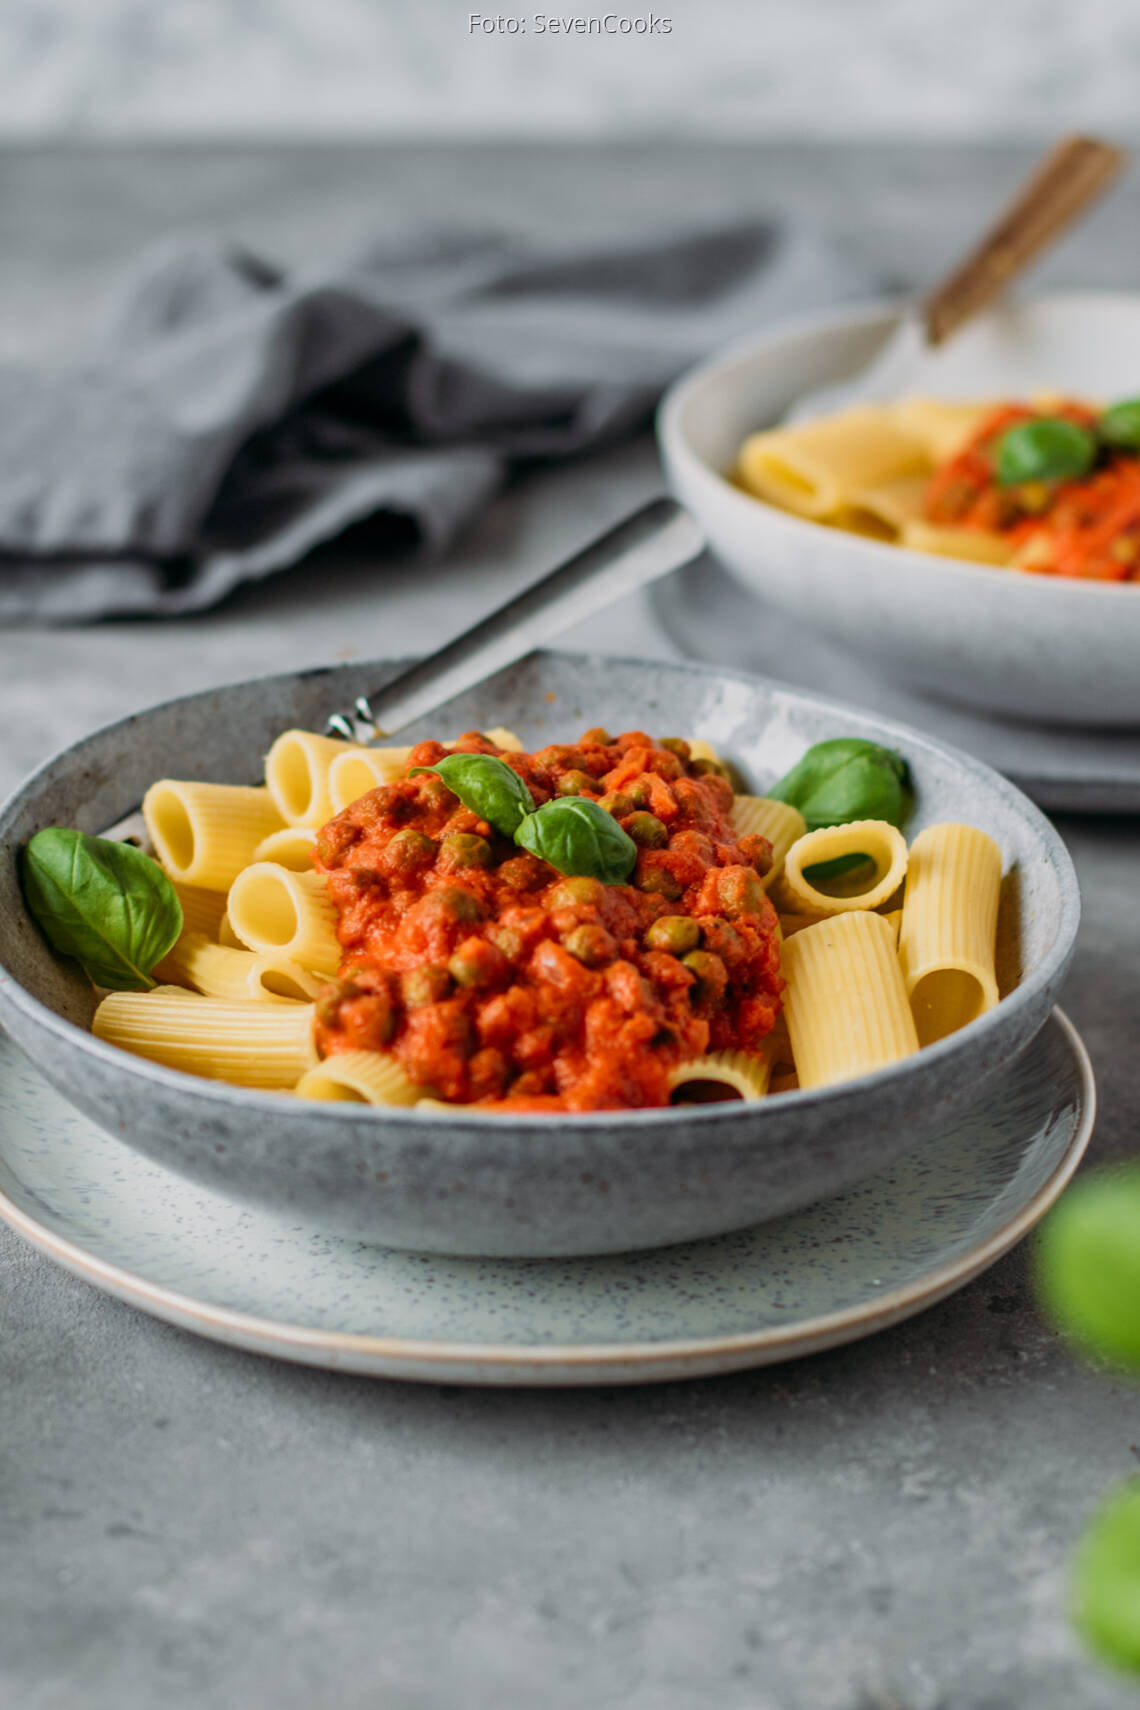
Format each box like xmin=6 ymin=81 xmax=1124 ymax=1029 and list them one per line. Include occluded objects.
xmin=1073 ymin=1480 xmax=1140 ymax=1673
xmin=1099 ymin=398 xmax=1140 ymax=452
xmin=768 ymin=738 xmax=910 ymax=833
xmin=409 ymin=753 xmax=533 ymax=837
xmin=1037 ymin=1166 xmax=1140 ymax=1371
xmin=515 ymin=797 xmax=637 ymax=883
xmin=995 ymin=418 xmax=1096 ymax=488
xmin=21 ymin=827 xmax=183 ymax=991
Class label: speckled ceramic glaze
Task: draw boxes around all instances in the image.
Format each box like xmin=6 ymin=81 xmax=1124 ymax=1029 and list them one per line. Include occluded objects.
xmin=659 ymin=293 xmax=1140 ymax=726
xmin=0 ymin=652 xmax=1080 ymax=1257
xmin=0 ymin=1014 xmax=1094 ymax=1384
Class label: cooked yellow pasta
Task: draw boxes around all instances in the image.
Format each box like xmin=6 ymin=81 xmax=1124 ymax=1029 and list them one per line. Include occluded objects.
xmin=900 ymin=521 xmax=1015 ymax=565
xmin=226 ymin=862 xmax=342 ymax=976
xmin=888 ymin=398 xmax=993 ymax=463
xmin=265 ymin=730 xmax=369 ymax=827
xmin=667 ymin=1050 xmax=771 ymax=1103
xmin=169 ymin=880 xmax=227 ymax=941
xmin=327 ymin=744 xmax=416 ymax=813
xmin=778 ymin=820 xmax=908 ymax=916
xmin=731 ymin=796 xmax=807 ymax=890
xmin=781 ymin=912 xmax=919 ymax=1090
xmin=899 ymin=822 xmax=1002 ymax=1046
xmin=736 ymin=407 xmax=927 ymax=520
xmin=143 ymin=782 xmax=283 ymax=891
xmin=154 ymin=931 xmax=324 ymax=1003
xmin=252 ymin=826 xmax=319 ymax=871
xmin=93 ymin=990 xmax=316 ymax=1087
xmin=832 ymin=471 xmax=930 ymax=542
xmin=295 ymin=1050 xmax=422 ymax=1105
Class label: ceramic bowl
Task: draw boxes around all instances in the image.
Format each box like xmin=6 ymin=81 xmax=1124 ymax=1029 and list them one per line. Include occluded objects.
xmin=0 ymin=651 xmax=1079 ymax=1258
xmin=658 ymin=292 xmax=1140 ymax=726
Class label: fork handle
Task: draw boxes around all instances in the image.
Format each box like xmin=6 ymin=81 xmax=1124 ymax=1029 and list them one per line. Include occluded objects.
xmin=923 ymin=134 xmax=1127 ymax=346
xmin=326 ymin=497 xmax=704 ymax=743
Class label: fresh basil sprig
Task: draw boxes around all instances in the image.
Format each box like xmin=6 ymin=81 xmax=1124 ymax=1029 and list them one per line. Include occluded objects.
xmin=769 ymin=737 xmax=911 ymax=881
xmin=515 ymin=797 xmax=637 ymax=884
xmin=769 ymin=738 xmax=910 ymax=833
xmin=995 ymin=417 xmax=1097 ymax=488
xmin=21 ymin=827 xmax=183 ymax=990
xmin=1098 ymin=397 xmax=1140 ymax=453
xmin=409 ymin=753 xmax=534 ymax=838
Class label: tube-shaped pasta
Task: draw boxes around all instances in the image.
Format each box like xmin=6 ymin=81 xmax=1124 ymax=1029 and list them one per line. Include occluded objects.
xmin=781 ymin=912 xmax=919 ymax=1090
xmin=154 ymin=931 xmax=324 ymax=1004
xmin=900 ymin=522 xmax=1014 ymax=566
xmin=264 ymin=730 xmax=369 ymax=827
xmin=688 ymin=738 xmax=722 ymax=764
xmin=898 ymin=823 xmax=1002 ymax=1046
xmin=778 ymin=820 xmax=908 ymax=917
xmin=143 ymin=782 xmax=283 ymax=891
xmin=777 ymin=911 xmax=825 ymax=938
xmin=889 ymin=398 xmax=993 ymax=463
xmin=295 ymin=1051 xmax=421 ymax=1106
xmin=218 ymin=912 xmax=242 ymax=948
xmin=667 ymin=1050 xmax=771 ymax=1104
xmin=479 ymin=727 xmax=525 ymax=753
xmin=731 ymin=796 xmax=807 ymax=890
xmin=169 ymin=881 xmax=227 ymax=941
xmin=327 ymin=745 xmax=414 ymax=813
xmin=93 ymin=990 xmax=316 ymax=1087
xmin=736 ymin=408 xmax=927 ymax=520
xmin=831 ymin=471 xmax=930 ymax=542
xmin=252 ymin=826 xmax=319 ymax=871
xmin=227 ymin=862 xmax=342 ymax=976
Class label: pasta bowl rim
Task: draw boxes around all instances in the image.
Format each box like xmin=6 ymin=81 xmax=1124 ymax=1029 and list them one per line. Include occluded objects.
xmin=658 ymin=288 xmax=1140 ymax=601
xmin=0 ymin=647 xmax=1081 ymax=1132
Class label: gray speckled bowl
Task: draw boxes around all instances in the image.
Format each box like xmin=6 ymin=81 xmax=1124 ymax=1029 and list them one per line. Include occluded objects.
xmin=0 ymin=651 xmax=1080 ymax=1258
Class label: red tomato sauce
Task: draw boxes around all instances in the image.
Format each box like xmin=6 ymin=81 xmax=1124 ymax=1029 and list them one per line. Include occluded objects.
xmin=924 ymin=400 xmax=1140 ymax=581
xmin=312 ymin=729 xmax=783 ymax=1112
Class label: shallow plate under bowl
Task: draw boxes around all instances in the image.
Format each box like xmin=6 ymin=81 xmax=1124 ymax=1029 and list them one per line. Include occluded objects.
xmin=0 ymin=652 xmax=1079 ymax=1258
xmin=659 ymin=293 xmax=1140 ymax=727
xmin=0 ymin=1013 xmax=1094 ymax=1386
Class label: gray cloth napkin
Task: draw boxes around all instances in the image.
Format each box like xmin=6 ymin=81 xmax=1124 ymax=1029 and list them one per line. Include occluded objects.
xmin=0 ymin=223 xmax=869 ymax=623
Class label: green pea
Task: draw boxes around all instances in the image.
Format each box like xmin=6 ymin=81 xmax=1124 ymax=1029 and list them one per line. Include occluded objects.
xmin=439 ymin=832 xmax=493 ymax=870
xmin=625 ymin=812 xmax=668 ymax=849
xmin=486 ymin=923 xmax=525 ymax=962
xmin=557 ymin=770 xmax=597 ymax=797
xmin=718 ymin=868 xmax=764 ymax=918
xmin=580 ymin=726 xmax=613 ymax=746
xmin=548 ymin=875 xmax=606 ymax=910
xmin=562 ymin=924 xmax=617 ymax=967
xmin=1073 ymin=1481 xmax=1140 ymax=1672
xmin=401 ymin=965 xmax=452 ymax=1007
xmin=419 ymin=886 xmax=483 ymax=924
xmin=635 ymin=864 xmax=683 ymax=901
xmin=598 ymin=791 xmax=634 ymax=818
xmin=629 ymin=779 xmax=654 ymax=809
xmin=386 ymin=829 xmax=439 ymax=873
xmin=1037 ymin=1165 xmax=1140 ymax=1369
xmin=646 ymin=915 xmax=701 ymax=955
xmin=658 ymin=738 xmax=691 ymax=761
xmin=681 ymin=949 xmax=728 ymax=1004
xmin=690 ymin=757 xmax=732 ymax=781
xmin=995 ymin=418 xmax=1097 ymax=488
xmin=448 ymin=939 xmax=503 ymax=989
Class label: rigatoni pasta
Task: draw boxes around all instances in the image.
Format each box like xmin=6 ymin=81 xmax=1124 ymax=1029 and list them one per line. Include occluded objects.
xmin=93 ymin=990 xmax=317 ymax=1087
xmin=143 ymin=782 xmax=283 ymax=890
xmin=227 ymin=862 xmax=342 ymax=977
xmin=781 ymin=912 xmax=920 ymax=1090
xmin=295 ymin=1051 xmax=421 ymax=1105
xmin=777 ymin=820 xmax=908 ymax=917
xmin=899 ymin=823 xmax=1002 ymax=1045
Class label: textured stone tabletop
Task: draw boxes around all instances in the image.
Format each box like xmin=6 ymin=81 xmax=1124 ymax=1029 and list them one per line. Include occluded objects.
xmin=1 ymin=144 xmax=1139 ymax=1710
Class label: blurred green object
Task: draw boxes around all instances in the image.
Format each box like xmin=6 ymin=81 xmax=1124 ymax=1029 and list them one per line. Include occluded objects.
xmin=1037 ymin=1165 xmax=1140 ymax=1370
xmin=1038 ymin=1164 xmax=1140 ymax=1675
xmin=1075 ymin=1482 xmax=1140 ymax=1673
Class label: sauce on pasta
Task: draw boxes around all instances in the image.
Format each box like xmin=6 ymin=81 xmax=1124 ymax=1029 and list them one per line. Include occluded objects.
xmin=312 ymin=729 xmax=783 ymax=1111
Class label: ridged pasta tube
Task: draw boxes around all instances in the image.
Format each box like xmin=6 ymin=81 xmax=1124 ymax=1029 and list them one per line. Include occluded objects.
xmin=154 ymin=931 xmax=324 ymax=1004
xmin=736 ymin=407 xmax=927 ymax=519
xmin=169 ymin=881 xmax=227 ymax=941
xmin=264 ymin=730 xmax=371 ymax=827
xmin=252 ymin=826 xmax=318 ymax=871
xmin=899 ymin=823 xmax=1002 ymax=1046
xmin=778 ymin=820 xmax=908 ymax=917
xmin=227 ymin=862 xmax=342 ymax=976
xmin=295 ymin=1051 xmax=421 ymax=1106
xmin=781 ymin=912 xmax=919 ymax=1090
xmin=93 ymin=990 xmax=316 ymax=1087
xmin=327 ymin=745 xmax=414 ymax=813
xmin=888 ymin=398 xmax=993 ymax=463
xmin=667 ymin=1050 xmax=771 ymax=1104
xmin=731 ymin=796 xmax=807 ymax=890
xmin=144 ymin=782 xmax=284 ymax=890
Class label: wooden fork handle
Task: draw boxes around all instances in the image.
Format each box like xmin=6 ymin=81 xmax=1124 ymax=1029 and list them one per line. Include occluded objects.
xmin=923 ymin=135 xmax=1128 ymax=346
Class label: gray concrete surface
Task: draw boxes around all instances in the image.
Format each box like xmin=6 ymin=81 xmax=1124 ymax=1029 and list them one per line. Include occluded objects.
xmin=1 ymin=143 xmax=1139 ymax=1710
